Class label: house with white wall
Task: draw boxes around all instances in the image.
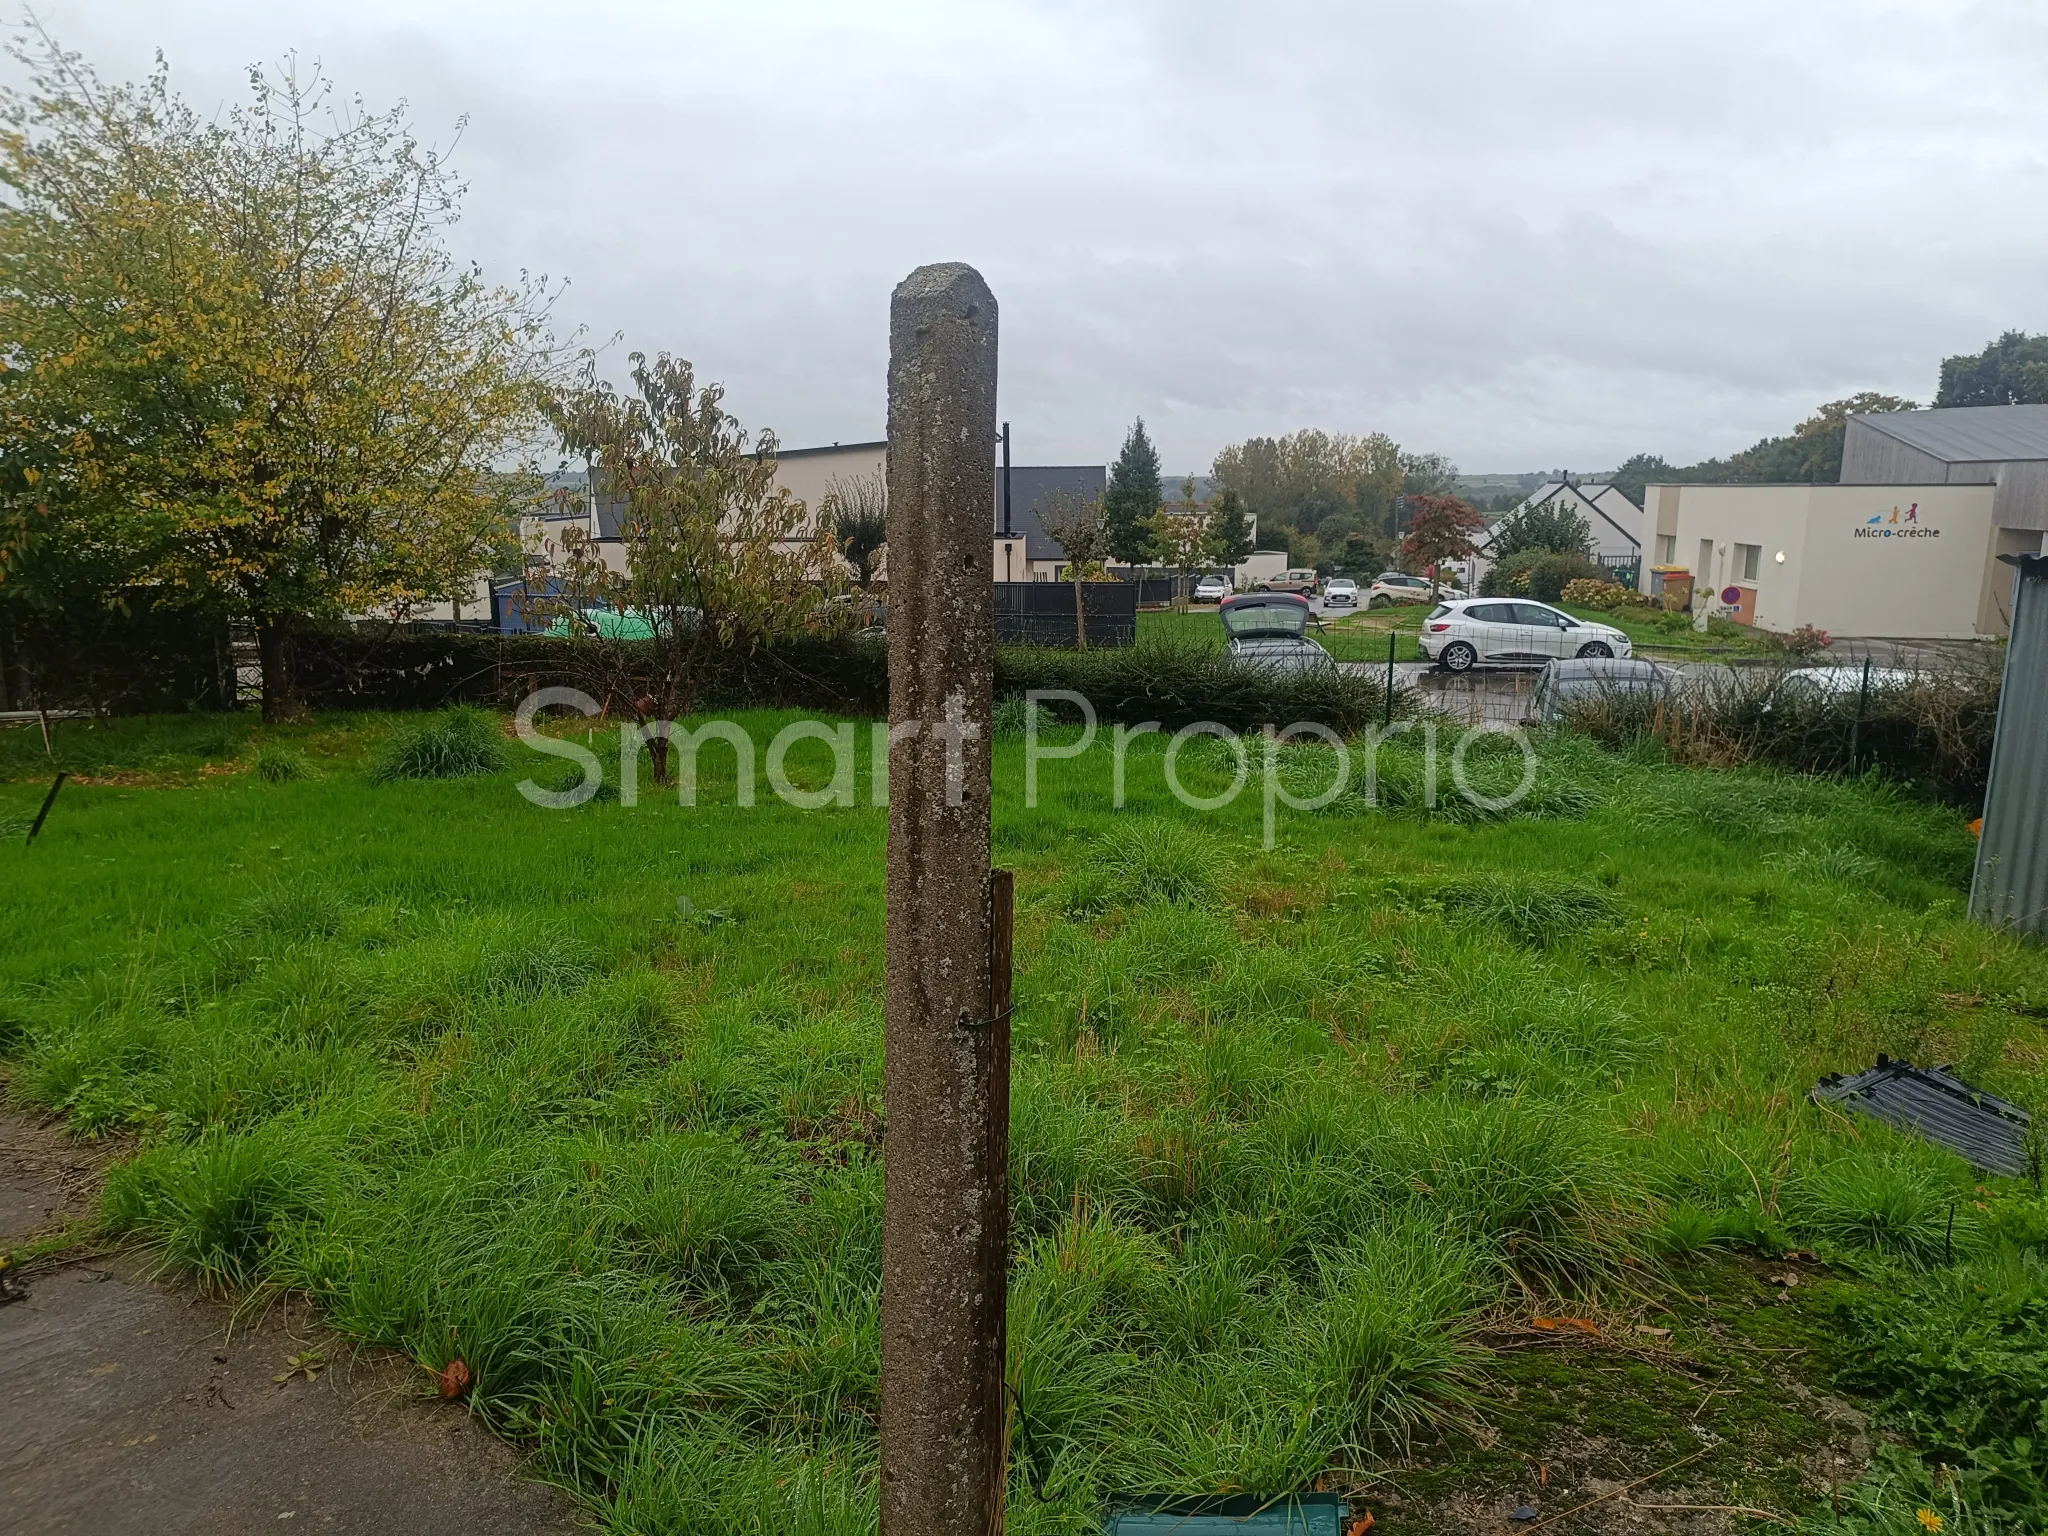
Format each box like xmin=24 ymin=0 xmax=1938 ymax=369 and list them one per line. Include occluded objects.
xmin=1644 ymin=404 xmax=2048 ymax=639
xmin=1474 ymin=478 xmax=1645 ymax=586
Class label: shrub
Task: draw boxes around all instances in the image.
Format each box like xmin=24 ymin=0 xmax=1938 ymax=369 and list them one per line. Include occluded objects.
xmin=1559 ymin=577 xmax=1648 ymax=611
xmin=1001 ymin=640 xmax=1398 ymax=735
xmin=1528 ymin=553 xmax=1606 ymax=603
xmin=368 ymin=705 xmax=506 ymax=784
xmin=1479 ymin=550 xmax=1545 ymax=597
xmin=1775 ymin=623 xmax=1833 ymax=657
xmin=1562 ymin=654 xmax=2001 ymax=802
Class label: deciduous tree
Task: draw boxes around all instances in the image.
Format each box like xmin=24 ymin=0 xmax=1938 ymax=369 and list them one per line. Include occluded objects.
xmin=1148 ymin=478 xmax=1209 ymax=610
xmin=0 ymin=33 xmax=564 ymax=718
xmin=1490 ymin=501 xmax=1595 ymax=560
xmin=1038 ymin=489 xmax=1109 ymax=648
xmin=1205 ymin=487 xmax=1254 ymax=570
xmin=1937 ymin=331 xmax=2048 ymax=407
xmin=1399 ymin=494 xmax=1487 ymax=597
xmin=541 ymin=352 xmax=838 ymax=780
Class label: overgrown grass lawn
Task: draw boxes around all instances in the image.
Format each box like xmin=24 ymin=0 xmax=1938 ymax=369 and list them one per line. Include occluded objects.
xmin=5 ymin=711 xmax=2048 ymax=1533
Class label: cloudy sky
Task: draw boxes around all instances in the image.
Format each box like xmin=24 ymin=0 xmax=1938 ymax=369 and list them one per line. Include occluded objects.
xmin=23 ymin=0 xmax=2048 ymax=474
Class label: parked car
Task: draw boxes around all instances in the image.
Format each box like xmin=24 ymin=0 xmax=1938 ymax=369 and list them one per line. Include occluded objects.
xmin=1417 ymin=598 xmax=1632 ymax=671
xmin=1322 ymin=577 xmax=1360 ymax=608
xmin=1254 ymin=569 xmax=1320 ymax=596
xmin=1529 ymin=658 xmax=1667 ymax=723
xmin=1776 ymin=665 xmax=1919 ymax=700
xmin=1192 ymin=574 xmax=1231 ymax=603
xmin=1368 ymin=571 xmax=1465 ymax=607
xmin=1219 ymin=592 xmax=1335 ymax=673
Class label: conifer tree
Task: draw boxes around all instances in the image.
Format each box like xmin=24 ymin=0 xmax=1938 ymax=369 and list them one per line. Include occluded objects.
xmin=1102 ymin=418 xmax=1162 ymax=565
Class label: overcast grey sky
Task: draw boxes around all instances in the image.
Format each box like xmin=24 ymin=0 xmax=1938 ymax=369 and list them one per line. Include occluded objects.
xmin=26 ymin=0 xmax=2048 ymax=473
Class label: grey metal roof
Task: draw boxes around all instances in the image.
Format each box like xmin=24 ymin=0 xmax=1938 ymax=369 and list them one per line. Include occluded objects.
xmin=1853 ymin=404 xmax=2048 ymax=465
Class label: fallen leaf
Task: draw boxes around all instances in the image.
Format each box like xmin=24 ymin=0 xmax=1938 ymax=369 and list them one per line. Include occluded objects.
xmin=1635 ymin=1325 xmax=1672 ymax=1339
xmin=1344 ymin=1517 xmax=1375 ymax=1536
xmin=437 ymin=1358 xmax=471 ymax=1398
xmin=1533 ymin=1316 xmax=1601 ymax=1335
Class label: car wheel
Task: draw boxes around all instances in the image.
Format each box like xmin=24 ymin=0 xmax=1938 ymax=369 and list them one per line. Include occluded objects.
xmin=1440 ymin=641 xmax=1477 ymax=672
xmin=1576 ymin=641 xmax=1613 ymax=659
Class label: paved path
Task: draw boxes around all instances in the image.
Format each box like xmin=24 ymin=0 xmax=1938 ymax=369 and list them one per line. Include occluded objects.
xmin=1 ymin=1107 xmax=581 ymax=1536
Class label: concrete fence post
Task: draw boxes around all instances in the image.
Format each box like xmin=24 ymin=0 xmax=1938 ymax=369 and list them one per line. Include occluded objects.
xmin=880 ymin=261 xmax=1007 ymax=1536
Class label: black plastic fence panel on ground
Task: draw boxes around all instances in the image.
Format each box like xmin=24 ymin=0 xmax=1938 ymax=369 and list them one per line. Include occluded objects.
xmin=995 ymin=582 xmax=1136 ymax=647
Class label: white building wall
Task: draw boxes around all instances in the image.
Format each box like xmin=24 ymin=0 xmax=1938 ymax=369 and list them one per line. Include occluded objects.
xmin=1667 ymin=483 xmax=2001 ymax=638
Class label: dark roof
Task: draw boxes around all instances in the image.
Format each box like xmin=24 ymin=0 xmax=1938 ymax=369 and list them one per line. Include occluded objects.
xmin=776 ymin=439 xmax=888 ymax=460
xmin=997 ymin=465 xmax=1107 ymax=562
xmin=1852 ymin=405 xmax=2048 ymax=465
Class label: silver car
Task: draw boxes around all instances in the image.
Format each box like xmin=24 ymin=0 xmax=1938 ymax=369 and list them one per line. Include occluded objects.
xmin=1220 ymin=592 xmax=1335 ymax=673
xmin=1530 ymin=658 xmax=1667 ymax=722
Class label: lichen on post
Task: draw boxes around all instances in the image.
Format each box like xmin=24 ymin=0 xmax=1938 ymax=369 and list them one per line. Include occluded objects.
xmin=879 ymin=261 xmax=1007 ymax=1536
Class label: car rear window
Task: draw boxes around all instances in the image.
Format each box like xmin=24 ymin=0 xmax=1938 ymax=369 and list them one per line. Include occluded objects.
xmin=1427 ymin=604 xmax=1450 ymax=620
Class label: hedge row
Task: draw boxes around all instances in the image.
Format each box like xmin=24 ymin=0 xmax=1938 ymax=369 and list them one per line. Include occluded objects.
xmin=9 ymin=615 xmax=1392 ymax=735
xmin=316 ymin=630 xmax=1391 ymax=734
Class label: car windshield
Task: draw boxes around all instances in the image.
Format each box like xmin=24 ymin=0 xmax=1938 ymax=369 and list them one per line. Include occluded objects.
xmin=1221 ymin=595 xmax=1310 ymax=637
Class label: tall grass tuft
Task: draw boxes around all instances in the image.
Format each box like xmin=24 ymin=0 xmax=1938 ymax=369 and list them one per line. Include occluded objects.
xmin=368 ymin=705 xmax=506 ymax=784
xmin=1435 ymin=875 xmax=1621 ymax=948
xmin=1060 ymin=821 xmax=1220 ymax=916
xmin=254 ymin=742 xmax=311 ymax=783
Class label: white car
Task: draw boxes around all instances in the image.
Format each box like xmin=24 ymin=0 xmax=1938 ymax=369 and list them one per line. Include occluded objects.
xmin=1368 ymin=572 xmax=1466 ymax=607
xmin=1777 ymin=665 xmax=1917 ymax=699
xmin=1417 ymin=598 xmax=1632 ymax=671
xmin=1192 ymin=575 xmax=1231 ymax=603
xmin=1322 ymin=577 xmax=1360 ymax=608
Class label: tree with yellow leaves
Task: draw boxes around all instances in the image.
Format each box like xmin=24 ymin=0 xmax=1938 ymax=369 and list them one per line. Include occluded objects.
xmin=0 ymin=31 xmax=564 ymax=718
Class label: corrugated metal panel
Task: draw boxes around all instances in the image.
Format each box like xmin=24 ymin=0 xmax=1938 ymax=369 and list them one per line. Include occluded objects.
xmin=1972 ymin=552 xmax=2048 ymax=937
xmin=1812 ymin=1057 xmax=2031 ymax=1175
xmin=1105 ymin=1496 xmax=1350 ymax=1534
xmin=1849 ymin=405 xmax=2048 ymax=468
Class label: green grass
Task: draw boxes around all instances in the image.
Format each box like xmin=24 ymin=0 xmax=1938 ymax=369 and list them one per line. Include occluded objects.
xmin=1553 ymin=602 xmax=1783 ymax=658
xmin=5 ymin=709 xmax=2048 ymax=1532
xmin=1138 ymin=606 xmax=1426 ymax=662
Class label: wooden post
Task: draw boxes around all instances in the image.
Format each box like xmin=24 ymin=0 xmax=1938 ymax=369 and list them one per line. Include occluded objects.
xmin=880 ymin=262 xmax=1007 ymax=1536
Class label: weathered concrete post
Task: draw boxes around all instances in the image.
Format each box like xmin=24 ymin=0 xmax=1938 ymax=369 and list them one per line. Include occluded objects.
xmin=881 ymin=262 xmax=1006 ymax=1535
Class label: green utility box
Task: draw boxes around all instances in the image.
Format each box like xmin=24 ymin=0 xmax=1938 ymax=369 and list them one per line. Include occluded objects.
xmin=1104 ymin=1494 xmax=1351 ymax=1534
